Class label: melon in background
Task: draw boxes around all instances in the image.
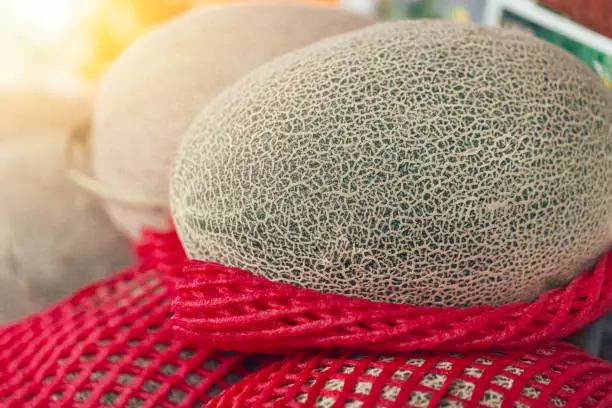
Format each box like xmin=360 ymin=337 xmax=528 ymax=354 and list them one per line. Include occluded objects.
xmin=0 ymin=90 xmax=91 ymax=141
xmin=0 ymin=134 xmax=131 ymax=324
xmin=91 ymin=2 xmax=377 ymax=239
xmin=172 ymin=20 xmax=612 ymax=307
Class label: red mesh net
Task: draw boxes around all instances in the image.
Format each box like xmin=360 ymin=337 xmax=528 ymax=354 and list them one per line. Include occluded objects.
xmin=3 ymin=226 xmax=611 ymax=407
xmin=172 ymin=252 xmax=612 ymax=354
xmin=539 ymin=0 xmax=612 ymax=38
xmin=0 ymin=229 xmax=267 ymax=407
xmin=209 ymin=341 xmax=612 ymax=408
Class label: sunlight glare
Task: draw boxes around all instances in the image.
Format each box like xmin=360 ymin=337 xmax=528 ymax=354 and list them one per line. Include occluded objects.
xmin=1 ymin=0 xmax=81 ymax=45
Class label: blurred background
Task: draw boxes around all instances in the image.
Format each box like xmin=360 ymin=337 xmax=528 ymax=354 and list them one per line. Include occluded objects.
xmin=0 ymin=0 xmax=610 ymax=353
xmin=0 ymin=0 xmax=609 ymax=138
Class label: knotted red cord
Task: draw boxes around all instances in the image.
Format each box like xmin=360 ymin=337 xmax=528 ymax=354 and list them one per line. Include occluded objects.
xmin=206 ymin=341 xmax=612 ymax=408
xmin=172 ymin=251 xmax=612 ymax=354
xmin=0 ymin=227 xmax=268 ymax=407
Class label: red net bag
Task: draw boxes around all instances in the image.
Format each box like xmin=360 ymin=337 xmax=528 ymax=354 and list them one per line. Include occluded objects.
xmin=208 ymin=341 xmax=612 ymax=408
xmin=0 ymin=229 xmax=267 ymax=407
xmin=538 ymin=0 xmax=612 ymax=38
xmin=172 ymin=252 xmax=612 ymax=354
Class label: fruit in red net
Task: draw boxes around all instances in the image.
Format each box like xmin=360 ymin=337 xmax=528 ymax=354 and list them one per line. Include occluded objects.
xmin=209 ymin=344 xmax=612 ymax=407
xmin=91 ymin=2 xmax=376 ymax=239
xmin=171 ymin=20 xmax=612 ymax=307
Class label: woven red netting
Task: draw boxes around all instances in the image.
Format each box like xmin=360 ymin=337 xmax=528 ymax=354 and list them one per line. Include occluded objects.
xmin=0 ymin=229 xmax=267 ymax=408
xmin=539 ymin=0 xmax=612 ymax=38
xmin=172 ymin=251 xmax=612 ymax=354
xmin=208 ymin=341 xmax=612 ymax=408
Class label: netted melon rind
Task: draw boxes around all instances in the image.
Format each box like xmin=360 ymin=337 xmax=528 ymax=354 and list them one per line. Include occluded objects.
xmin=172 ymin=20 xmax=612 ymax=307
xmin=91 ymin=2 xmax=376 ymax=238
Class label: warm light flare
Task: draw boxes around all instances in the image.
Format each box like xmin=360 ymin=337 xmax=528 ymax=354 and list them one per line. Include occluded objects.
xmin=0 ymin=0 xmax=83 ymax=45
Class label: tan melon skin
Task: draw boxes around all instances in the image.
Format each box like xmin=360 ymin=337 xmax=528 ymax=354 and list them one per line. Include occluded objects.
xmin=0 ymin=135 xmax=131 ymax=324
xmin=0 ymin=90 xmax=91 ymax=141
xmin=172 ymin=20 xmax=612 ymax=307
xmin=91 ymin=1 xmax=377 ymax=239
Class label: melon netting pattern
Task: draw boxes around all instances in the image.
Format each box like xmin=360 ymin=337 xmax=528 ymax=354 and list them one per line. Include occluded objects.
xmin=172 ymin=252 xmax=612 ymax=354
xmin=539 ymin=0 xmax=612 ymax=38
xmin=0 ymin=229 xmax=267 ymax=407
xmin=208 ymin=342 xmax=612 ymax=408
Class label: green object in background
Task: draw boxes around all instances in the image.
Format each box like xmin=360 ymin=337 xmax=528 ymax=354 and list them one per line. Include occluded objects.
xmin=380 ymin=0 xmax=441 ymax=20
xmin=379 ymin=0 xmax=483 ymax=24
xmin=407 ymin=0 xmax=440 ymax=18
xmin=502 ymin=10 xmax=611 ymax=88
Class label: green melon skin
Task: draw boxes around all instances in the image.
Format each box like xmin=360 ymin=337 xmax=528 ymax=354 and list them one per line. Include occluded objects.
xmin=91 ymin=2 xmax=377 ymax=239
xmin=171 ymin=20 xmax=612 ymax=307
xmin=0 ymin=135 xmax=131 ymax=324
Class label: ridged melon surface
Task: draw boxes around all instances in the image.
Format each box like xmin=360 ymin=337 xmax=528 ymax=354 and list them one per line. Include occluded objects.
xmin=91 ymin=2 xmax=376 ymax=238
xmin=172 ymin=20 xmax=612 ymax=307
xmin=0 ymin=135 xmax=131 ymax=323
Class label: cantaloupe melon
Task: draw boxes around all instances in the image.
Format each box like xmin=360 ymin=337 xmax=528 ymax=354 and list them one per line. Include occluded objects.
xmin=91 ymin=2 xmax=376 ymax=239
xmin=171 ymin=20 xmax=612 ymax=307
xmin=207 ymin=344 xmax=611 ymax=407
xmin=0 ymin=91 xmax=91 ymax=141
xmin=0 ymin=135 xmax=131 ymax=323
